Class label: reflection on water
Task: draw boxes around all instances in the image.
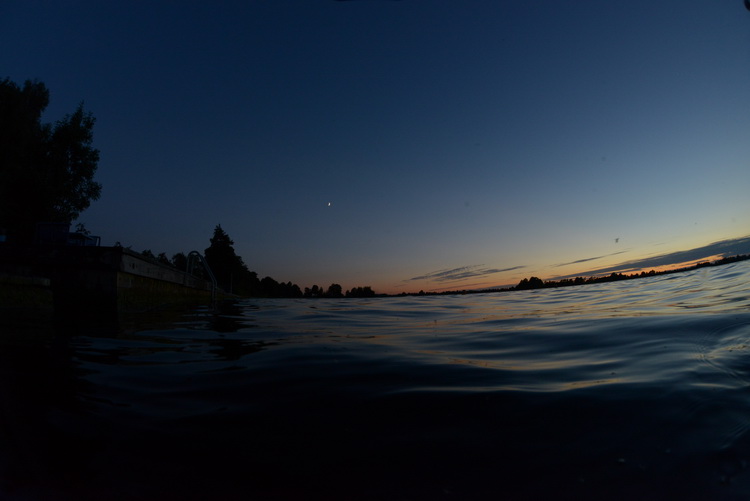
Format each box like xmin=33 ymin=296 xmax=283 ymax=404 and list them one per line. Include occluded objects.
xmin=2 ymin=262 xmax=750 ymax=499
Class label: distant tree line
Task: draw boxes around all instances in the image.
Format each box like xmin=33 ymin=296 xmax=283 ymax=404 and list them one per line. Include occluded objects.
xmin=303 ymin=284 xmax=376 ymax=298
xmin=134 ymin=225 xmax=376 ymax=299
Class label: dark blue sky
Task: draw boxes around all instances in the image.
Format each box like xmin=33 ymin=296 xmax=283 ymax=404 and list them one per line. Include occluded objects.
xmin=3 ymin=1 xmax=749 ymax=292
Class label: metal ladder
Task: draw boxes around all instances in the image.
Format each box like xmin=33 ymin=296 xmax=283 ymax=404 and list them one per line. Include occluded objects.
xmin=187 ymin=251 xmax=218 ymax=301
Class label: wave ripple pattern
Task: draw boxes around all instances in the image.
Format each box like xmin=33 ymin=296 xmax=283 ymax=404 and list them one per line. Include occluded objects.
xmin=2 ymin=261 xmax=750 ymax=500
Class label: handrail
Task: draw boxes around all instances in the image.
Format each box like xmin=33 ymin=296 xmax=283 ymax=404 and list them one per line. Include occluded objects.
xmin=187 ymin=251 xmax=217 ymax=301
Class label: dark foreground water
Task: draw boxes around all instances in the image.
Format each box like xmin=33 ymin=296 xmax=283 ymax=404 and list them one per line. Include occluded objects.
xmin=2 ymin=262 xmax=750 ymax=500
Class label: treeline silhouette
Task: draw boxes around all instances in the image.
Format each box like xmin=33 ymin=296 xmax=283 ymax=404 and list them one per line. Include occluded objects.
xmin=398 ymin=254 xmax=750 ymax=297
xmin=303 ymin=284 xmax=376 ymax=298
xmin=135 ymin=225 xmax=376 ymax=299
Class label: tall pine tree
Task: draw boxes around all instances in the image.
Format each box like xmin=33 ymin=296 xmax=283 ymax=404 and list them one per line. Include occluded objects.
xmin=204 ymin=225 xmax=259 ymax=295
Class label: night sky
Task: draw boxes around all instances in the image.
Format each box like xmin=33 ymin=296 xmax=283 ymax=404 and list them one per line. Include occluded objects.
xmin=2 ymin=1 xmax=749 ymax=294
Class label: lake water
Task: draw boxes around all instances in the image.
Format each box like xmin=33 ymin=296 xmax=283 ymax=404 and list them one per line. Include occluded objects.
xmin=2 ymin=260 xmax=750 ymax=500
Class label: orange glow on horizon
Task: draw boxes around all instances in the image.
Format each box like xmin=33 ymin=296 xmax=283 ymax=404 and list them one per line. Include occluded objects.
xmin=624 ymin=254 xmax=726 ymax=276
xmin=385 ymin=253 xmax=735 ymax=295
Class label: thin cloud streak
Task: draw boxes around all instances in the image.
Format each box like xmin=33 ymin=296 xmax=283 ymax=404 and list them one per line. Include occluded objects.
xmin=556 ymin=236 xmax=750 ymax=279
xmin=408 ymin=265 xmax=526 ymax=283
xmin=554 ymin=251 xmax=629 ymax=268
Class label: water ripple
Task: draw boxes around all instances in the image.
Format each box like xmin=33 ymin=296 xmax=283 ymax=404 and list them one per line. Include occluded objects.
xmin=3 ymin=260 xmax=750 ymax=499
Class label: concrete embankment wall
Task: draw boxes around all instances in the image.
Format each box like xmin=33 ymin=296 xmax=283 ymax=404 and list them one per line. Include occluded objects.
xmin=0 ymin=246 xmax=219 ymax=321
xmin=116 ymin=251 xmax=216 ymax=311
xmin=54 ymin=247 xmax=217 ymax=314
xmin=116 ymin=271 xmax=214 ymax=312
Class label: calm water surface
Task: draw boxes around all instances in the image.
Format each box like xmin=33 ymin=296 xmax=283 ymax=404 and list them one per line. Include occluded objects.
xmin=2 ymin=261 xmax=750 ymax=500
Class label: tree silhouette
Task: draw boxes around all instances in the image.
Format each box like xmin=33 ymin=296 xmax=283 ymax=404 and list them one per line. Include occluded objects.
xmin=157 ymin=252 xmax=171 ymax=266
xmin=171 ymin=252 xmax=188 ymax=271
xmin=0 ymin=78 xmax=101 ymax=243
xmin=259 ymin=276 xmax=279 ymax=296
xmin=516 ymin=276 xmax=545 ymax=290
xmin=204 ymin=224 xmax=260 ymax=295
xmin=325 ymin=283 xmax=344 ymax=298
xmin=259 ymin=277 xmax=302 ymax=298
xmin=346 ymin=286 xmax=375 ymax=298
